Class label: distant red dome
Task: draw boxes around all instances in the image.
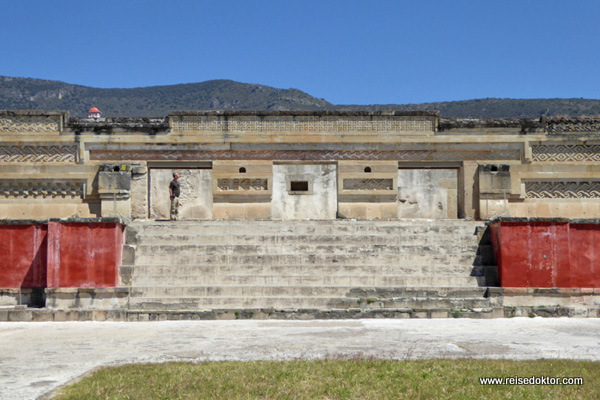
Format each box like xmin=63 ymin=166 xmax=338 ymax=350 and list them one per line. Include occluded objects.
xmin=89 ymin=107 xmax=100 ymax=113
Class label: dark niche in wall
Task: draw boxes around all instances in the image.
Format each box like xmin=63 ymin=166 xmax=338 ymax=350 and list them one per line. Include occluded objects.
xmin=290 ymin=181 xmax=309 ymax=192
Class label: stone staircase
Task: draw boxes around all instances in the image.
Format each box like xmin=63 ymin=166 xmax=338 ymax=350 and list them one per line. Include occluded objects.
xmin=121 ymin=219 xmax=501 ymax=318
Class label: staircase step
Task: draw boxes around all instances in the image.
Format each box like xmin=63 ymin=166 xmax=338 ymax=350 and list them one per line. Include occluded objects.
xmin=131 ymin=273 xmax=481 ymax=287
xmin=134 ymin=253 xmax=482 ymax=266
xmin=130 ymin=281 xmax=483 ymax=299
xmin=135 ymin=234 xmax=480 ymax=245
xmin=135 ymin=243 xmax=480 ymax=255
xmin=124 ymin=219 xmax=492 ymax=313
xmin=130 ymin=222 xmax=484 ymax=237
xmin=130 ymin=263 xmax=479 ymax=275
xmin=128 ymin=295 xmax=493 ymax=311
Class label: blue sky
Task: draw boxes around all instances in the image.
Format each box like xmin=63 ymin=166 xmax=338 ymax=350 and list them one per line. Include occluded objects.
xmin=1 ymin=1 xmax=599 ymax=104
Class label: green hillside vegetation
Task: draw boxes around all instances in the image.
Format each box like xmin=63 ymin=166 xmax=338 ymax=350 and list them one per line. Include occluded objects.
xmin=0 ymin=76 xmax=332 ymax=117
xmin=2 ymin=75 xmax=599 ymax=118
xmin=338 ymin=98 xmax=600 ymax=118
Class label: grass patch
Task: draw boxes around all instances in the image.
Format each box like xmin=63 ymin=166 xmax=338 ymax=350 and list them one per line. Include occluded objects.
xmin=51 ymin=359 xmax=598 ymax=400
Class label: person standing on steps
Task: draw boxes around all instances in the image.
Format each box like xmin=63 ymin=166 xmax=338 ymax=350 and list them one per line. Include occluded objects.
xmin=169 ymin=172 xmax=181 ymax=221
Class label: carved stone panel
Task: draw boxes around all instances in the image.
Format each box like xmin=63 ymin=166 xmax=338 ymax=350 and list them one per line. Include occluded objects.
xmin=90 ymin=149 xmax=521 ymax=162
xmin=217 ymin=178 xmax=268 ymax=191
xmin=172 ymin=115 xmax=435 ymax=132
xmin=343 ymin=179 xmax=394 ymax=191
xmin=546 ymin=119 xmax=600 ymax=134
xmin=0 ymin=180 xmax=85 ymax=199
xmin=525 ymin=181 xmax=600 ymax=199
xmin=0 ymin=145 xmax=77 ymax=163
xmin=0 ymin=116 xmax=61 ymax=132
xmin=532 ymin=145 xmax=600 ymax=162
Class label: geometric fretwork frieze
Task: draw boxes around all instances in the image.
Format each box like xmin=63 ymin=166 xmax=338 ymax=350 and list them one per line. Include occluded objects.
xmin=172 ymin=115 xmax=435 ymax=132
xmin=0 ymin=116 xmax=61 ymax=132
xmin=217 ymin=178 xmax=268 ymax=191
xmin=0 ymin=180 xmax=85 ymax=199
xmin=343 ymin=179 xmax=394 ymax=190
xmin=90 ymin=149 xmax=521 ymax=161
xmin=531 ymin=144 xmax=600 ymax=162
xmin=525 ymin=181 xmax=600 ymax=199
xmin=546 ymin=119 xmax=600 ymax=134
xmin=0 ymin=145 xmax=77 ymax=163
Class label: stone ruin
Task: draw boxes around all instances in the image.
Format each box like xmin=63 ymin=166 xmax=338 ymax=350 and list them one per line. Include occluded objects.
xmin=1 ymin=109 xmax=599 ymax=221
xmin=1 ymin=109 xmax=600 ymax=320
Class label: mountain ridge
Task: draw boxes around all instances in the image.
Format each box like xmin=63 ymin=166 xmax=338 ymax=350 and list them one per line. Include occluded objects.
xmin=1 ymin=75 xmax=599 ymax=118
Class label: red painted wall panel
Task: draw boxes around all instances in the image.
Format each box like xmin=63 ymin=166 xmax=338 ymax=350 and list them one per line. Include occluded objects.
xmin=527 ymin=222 xmax=570 ymax=287
xmin=47 ymin=222 xmax=123 ymax=288
xmin=0 ymin=225 xmax=47 ymax=288
xmin=569 ymin=224 xmax=600 ymax=288
xmin=1 ymin=221 xmax=123 ymax=289
xmin=553 ymin=223 xmax=572 ymax=287
xmin=496 ymin=222 xmax=534 ymax=287
xmin=491 ymin=221 xmax=600 ymax=288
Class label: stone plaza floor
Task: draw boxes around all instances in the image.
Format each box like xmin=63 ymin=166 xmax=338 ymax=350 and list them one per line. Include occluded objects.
xmin=1 ymin=318 xmax=600 ymax=400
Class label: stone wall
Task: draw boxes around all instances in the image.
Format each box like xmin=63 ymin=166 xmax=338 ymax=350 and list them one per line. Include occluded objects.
xmin=149 ymin=168 xmax=213 ymax=219
xmin=1 ymin=110 xmax=600 ymax=220
xmin=0 ymin=163 xmax=101 ymax=219
xmin=398 ymin=169 xmax=458 ymax=219
xmin=0 ymin=110 xmax=68 ymax=133
xmin=213 ymin=160 xmax=272 ymax=219
xmin=130 ymin=164 xmax=148 ymax=219
xmin=479 ymin=163 xmax=600 ymax=219
xmin=337 ymin=161 xmax=397 ymax=219
xmin=169 ymin=111 xmax=437 ymax=134
xmin=271 ymin=163 xmax=337 ymax=220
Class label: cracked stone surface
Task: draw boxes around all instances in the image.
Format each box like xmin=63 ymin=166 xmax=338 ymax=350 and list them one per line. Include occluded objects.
xmin=1 ymin=318 xmax=600 ymax=400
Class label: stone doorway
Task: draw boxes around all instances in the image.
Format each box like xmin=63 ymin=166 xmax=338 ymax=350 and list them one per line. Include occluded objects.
xmin=397 ymin=168 xmax=458 ymax=219
xmin=148 ymin=168 xmax=213 ymax=220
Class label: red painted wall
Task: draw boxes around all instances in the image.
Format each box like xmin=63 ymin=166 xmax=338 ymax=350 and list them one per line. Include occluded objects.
xmin=0 ymin=224 xmax=47 ymax=288
xmin=568 ymin=224 xmax=600 ymax=288
xmin=0 ymin=221 xmax=123 ymax=289
xmin=47 ymin=222 xmax=123 ymax=288
xmin=491 ymin=221 xmax=600 ymax=288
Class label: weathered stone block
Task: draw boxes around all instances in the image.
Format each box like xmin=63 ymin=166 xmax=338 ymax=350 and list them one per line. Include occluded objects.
xmin=398 ymin=169 xmax=458 ymax=219
xmin=29 ymin=310 xmax=51 ymax=321
xmin=91 ymin=310 xmax=107 ymax=321
xmin=272 ymin=163 xmax=337 ymax=220
xmin=130 ymin=173 xmax=148 ymax=219
xmin=99 ymin=170 xmax=131 ymax=192
xmin=429 ymin=310 xmax=448 ymax=318
xmin=121 ymin=245 xmax=136 ymax=266
xmin=53 ymin=310 xmax=79 ymax=321
xmin=478 ymin=165 xmax=511 ymax=195
xmin=8 ymin=310 xmax=33 ymax=321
